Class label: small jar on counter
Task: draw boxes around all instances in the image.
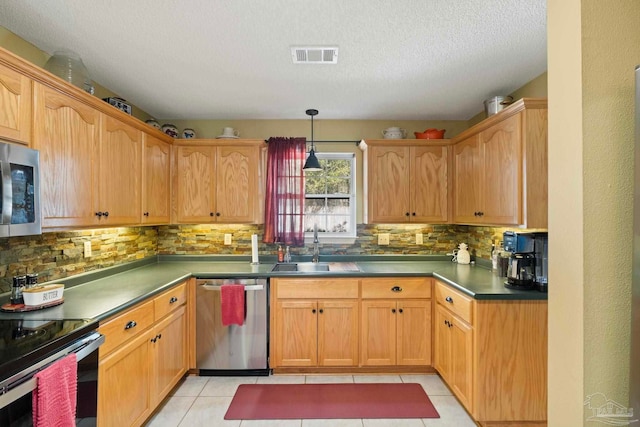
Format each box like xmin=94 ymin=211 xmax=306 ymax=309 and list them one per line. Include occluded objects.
xmin=26 ymin=273 xmax=38 ymax=289
xmin=11 ymin=275 xmax=27 ymax=305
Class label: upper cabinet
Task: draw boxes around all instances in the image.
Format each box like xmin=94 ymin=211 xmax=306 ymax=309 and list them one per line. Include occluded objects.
xmin=173 ymin=140 xmax=265 ymax=224
xmin=97 ymin=115 xmax=143 ymax=225
xmin=452 ymin=98 xmax=548 ymax=228
xmin=142 ymin=133 xmax=171 ymax=224
xmin=361 ymin=140 xmax=451 ymax=224
xmin=33 ymin=82 xmax=101 ymax=228
xmin=0 ymin=62 xmax=32 ymax=145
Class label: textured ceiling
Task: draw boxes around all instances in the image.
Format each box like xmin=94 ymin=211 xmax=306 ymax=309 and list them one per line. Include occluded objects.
xmin=0 ymin=0 xmax=547 ymax=120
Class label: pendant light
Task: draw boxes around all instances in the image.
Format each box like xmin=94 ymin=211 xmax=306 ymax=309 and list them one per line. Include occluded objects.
xmin=303 ymin=108 xmax=322 ymax=171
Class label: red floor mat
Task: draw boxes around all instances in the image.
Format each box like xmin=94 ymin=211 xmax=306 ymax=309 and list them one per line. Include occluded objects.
xmin=224 ymin=383 xmax=440 ymax=420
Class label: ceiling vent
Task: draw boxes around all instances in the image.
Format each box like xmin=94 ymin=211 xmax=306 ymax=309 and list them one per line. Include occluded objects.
xmin=291 ymin=46 xmax=338 ymax=64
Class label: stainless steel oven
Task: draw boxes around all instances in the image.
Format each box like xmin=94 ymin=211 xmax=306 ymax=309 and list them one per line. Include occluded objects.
xmin=0 ymin=319 xmax=103 ymax=426
xmin=0 ymin=141 xmax=41 ymax=237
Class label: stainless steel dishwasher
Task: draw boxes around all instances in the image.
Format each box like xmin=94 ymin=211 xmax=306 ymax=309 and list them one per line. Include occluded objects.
xmin=195 ymin=278 xmax=269 ymax=376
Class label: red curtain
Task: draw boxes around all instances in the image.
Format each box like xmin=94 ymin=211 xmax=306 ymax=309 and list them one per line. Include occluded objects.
xmin=263 ymin=137 xmax=306 ymax=246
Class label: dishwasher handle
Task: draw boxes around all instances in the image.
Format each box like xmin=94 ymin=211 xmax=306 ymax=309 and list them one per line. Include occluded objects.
xmin=201 ymin=284 xmax=264 ymax=292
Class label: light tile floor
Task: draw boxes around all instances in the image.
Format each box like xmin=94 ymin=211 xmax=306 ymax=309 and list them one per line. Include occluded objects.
xmin=144 ymin=374 xmax=477 ymax=427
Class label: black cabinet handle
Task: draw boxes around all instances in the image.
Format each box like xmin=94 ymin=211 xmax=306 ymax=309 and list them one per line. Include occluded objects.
xmin=319 ymin=309 xmax=324 ymax=314
xmin=151 ymin=337 xmax=157 ymax=343
xmin=412 ymin=212 xmax=416 ymax=216
xmin=445 ymin=296 xmax=453 ymax=303
xmin=392 ymin=308 xmax=396 ymax=313
xmin=103 ymin=211 xmax=109 ymax=217
xmin=444 ymin=320 xmax=448 ymax=326
xmin=157 ymin=333 xmax=162 ymax=340
xmin=169 ymin=296 xmax=178 ymax=304
xmin=405 ymin=212 xmax=410 ymax=217
xmin=478 ymin=211 xmax=484 ymax=216
xmin=399 ymin=308 xmax=404 ymax=313
xmin=391 ymin=286 xmax=402 ymax=292
xmin=95 ymin=212 xmax=103 ymax=217
xmin=210 ymin=212 xmax=214 ymax=216
xmin=216 ymin=212 xmax=221 ymax=217
xmin=144 ymin=212 xmax=149 ymax=217
xmin=312 ymin=309 xmax=316 ymax=314
xmin=124 ymin=320 xmax=137 ymax=330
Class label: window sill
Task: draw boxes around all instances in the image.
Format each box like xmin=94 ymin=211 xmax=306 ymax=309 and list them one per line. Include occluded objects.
xmin=304 ymin=236 xmax=357 ymax=245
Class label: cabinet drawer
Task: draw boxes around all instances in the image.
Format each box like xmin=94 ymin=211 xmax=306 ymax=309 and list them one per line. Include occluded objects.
xmin=435 ymin=281 xmax=474 ymax=324
xmin=154 ymin=282 xmax=187 ymax=321
xmin=275 ymin=278 xmax=359 ymax=299
xmin=361 ymin=278 xmax=432 ymax=299
xmin=99 ymin=300 xmax=154 ymax=356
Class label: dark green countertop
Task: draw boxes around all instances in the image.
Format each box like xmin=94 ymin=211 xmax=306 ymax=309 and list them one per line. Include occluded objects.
xmin=0 ymin=255 xmax=546 ymax=322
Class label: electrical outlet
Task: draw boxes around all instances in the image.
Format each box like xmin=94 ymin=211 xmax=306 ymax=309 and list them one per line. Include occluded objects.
xmin=378 ymin=233 xmax=390 ymax=245
xmin=224 ymin=234 xmax=232 ymax=245
xmin=83 ymin=241 xmax=92 ymax=258
xmin=416 ymin=233 xmax=423 ymax=245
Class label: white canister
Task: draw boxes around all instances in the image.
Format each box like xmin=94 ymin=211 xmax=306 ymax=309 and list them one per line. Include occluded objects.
xmin=382 ymin=127 xmax=406 ymax=139
xmin=456 ymin=243 xmax=471 ymax=265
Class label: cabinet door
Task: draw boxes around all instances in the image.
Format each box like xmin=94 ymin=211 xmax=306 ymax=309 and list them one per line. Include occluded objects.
xmin=396 ymin=300 xmax=432 ymax=366
xmin=361 ymin=300 xmax=397 ymax=366
xmin=175 ymin=145 xmax=216 ymax=223
xmin=98 ymin=330 xmax=153 ymax=427
xmin=433 ymin=305 xmax=451 ymax=381
xmin=98 ymin=115 xmax=143 ymax=225
xmin=411 ymin=146 xmax=448 ymax=222
xmin=32 ymin=82 xmax=101 ymax=228
xmin=150 ymin=306 xmax=187 ymax=407
xmin=0 ymin=63 xmax=31 ymax=144
xmin=274 ymin=300 xmax=318 ymax=367
xmin=480 ymin=113 xmax=522 ymax=225
xmin=318 ymin=300 xmax=359 ymax=367
xmin=450 ymin=314 xmax=474 ymax=412
xmin=452 ymin=134 xmax=482 ymax=223
xmin=142 ymin=133 xmax=171 ymax=224
xmin=216 ymin=145 xmax=258 ymax=222
xmin=367 ymin=145 xmax=411 ymax=223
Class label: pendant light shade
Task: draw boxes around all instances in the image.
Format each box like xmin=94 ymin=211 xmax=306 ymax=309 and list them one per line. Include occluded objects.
xmin=303 ymin=108 xmax=322 ymax=171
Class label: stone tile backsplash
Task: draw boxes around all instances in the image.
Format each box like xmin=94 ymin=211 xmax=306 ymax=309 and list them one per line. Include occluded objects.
xmin=0 ymin=223 xmax=521 ymax=294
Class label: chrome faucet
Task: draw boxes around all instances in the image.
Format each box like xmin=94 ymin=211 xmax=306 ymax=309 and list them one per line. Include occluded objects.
xmin=312 ymin=224 xmax=320 ymax=263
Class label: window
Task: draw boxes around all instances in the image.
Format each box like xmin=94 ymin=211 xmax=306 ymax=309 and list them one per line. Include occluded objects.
xmin=304 ymin=153 xmax=356 ymax=239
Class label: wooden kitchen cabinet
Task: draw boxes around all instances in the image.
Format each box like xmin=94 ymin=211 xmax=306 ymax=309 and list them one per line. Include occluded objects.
xmin=174 ymin=139 xmax=264 ymax=224
xmin=434 ymin=303 xmax=473 ymax=410
xmin=33 ymin=81 xmax=102 ymax=228
xmin=270 ymin=278 xmax=359 ymax=369
xmin=0 ymin=61 xmax=32 ymax=145
xmin=433 ymin=279 xmax=547 ymax=425
xmin=360 ymin=278 xmax=432 ymax=366
xmin=97 ymin=114 xmax=143 ymax=225
xmin=98 ymin=281 xmax=188 ymax=427
xmin=452 ymin=98 xmax=548 ymax=227
xmin=142 ymin=133 xmax=171 ymax=224
xmin=361 ymin=140 xmax=451 ymax=223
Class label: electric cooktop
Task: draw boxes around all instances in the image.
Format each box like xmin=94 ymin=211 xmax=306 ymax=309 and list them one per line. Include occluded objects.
xmin=0 ymin=318 xmax=97 ymax=382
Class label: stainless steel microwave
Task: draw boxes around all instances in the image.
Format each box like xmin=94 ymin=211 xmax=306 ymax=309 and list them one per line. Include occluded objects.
xmin=0 ymin=141 xmax=40 ymax=237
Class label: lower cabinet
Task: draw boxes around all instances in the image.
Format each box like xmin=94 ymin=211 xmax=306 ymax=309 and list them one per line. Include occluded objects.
xmin=433 ymin=279 xmax=548 ymax=425
xmin=360 ymin=278 xmax=432 ymax=367
xmin=434 ymin=303 xmax=473 ymax=410
xmin=97 ymin=282 xmax=188 ymax=427
xmin=271 ymin=278 xmax=360 ymax=368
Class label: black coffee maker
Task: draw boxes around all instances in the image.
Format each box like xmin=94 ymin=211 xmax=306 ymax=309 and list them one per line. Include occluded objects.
xmin=503 ymin=231 xmax=536 ymax=290
xmin=502 ymin=231 xmax=549 ymax=292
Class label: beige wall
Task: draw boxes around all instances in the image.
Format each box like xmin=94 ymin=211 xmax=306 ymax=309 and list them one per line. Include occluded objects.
xmin=0 ymin=26 xmax=154 ymax=121
xmin=548 ymin=1 xmax=640 ymax=425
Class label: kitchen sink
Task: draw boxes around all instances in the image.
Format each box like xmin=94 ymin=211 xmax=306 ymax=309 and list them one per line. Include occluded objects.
xmin=271 ymin=262 xmax=361 ymax=272
xmin=271 ymin=262 xmax=331 ymax=272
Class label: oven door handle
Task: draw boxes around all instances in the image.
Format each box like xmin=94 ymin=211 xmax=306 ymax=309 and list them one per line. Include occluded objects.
xmin=0 ymin=331 xmax=104 ymax=408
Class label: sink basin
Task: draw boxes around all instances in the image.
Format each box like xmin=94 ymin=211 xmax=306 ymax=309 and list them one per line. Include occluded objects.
xmin=271 ymin=263 xmax=330 ymax=272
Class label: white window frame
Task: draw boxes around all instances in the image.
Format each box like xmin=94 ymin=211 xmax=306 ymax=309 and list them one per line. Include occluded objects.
xmin=304 ymin=152 xmax=357 ymax=242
